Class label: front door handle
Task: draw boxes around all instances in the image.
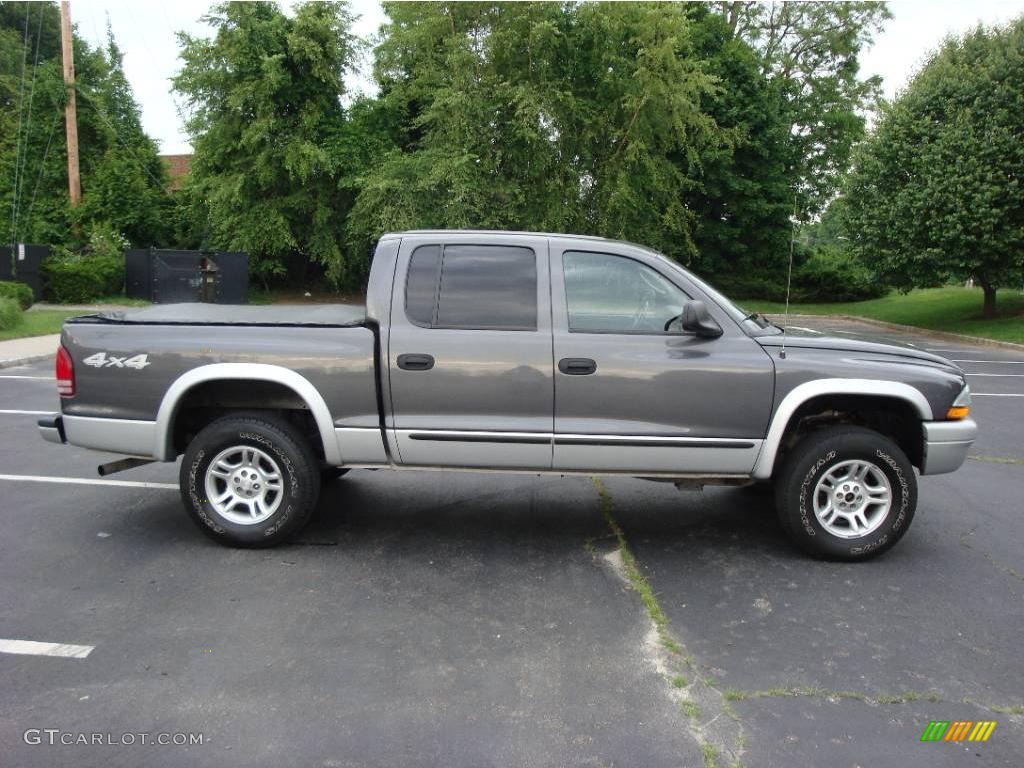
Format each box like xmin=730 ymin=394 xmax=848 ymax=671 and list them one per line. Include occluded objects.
xmin=558 ymin=357 xmax=597 ymax=376
xmin=397 ymin=353 xmax=435 ymax=371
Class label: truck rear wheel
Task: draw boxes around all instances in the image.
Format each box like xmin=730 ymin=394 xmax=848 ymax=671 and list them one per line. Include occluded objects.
xmin=180 ymin=413 xmax=320 ymax=547
xmin=774 ymin=426 xmax=917 ymax=561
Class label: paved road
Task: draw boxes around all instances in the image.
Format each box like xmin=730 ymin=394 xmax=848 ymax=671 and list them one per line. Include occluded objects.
xmin=0 ymin=319 xmax=1021 ymax=767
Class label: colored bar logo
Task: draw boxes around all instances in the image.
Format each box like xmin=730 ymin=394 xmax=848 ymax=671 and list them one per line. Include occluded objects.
xmin=921 ymin=721 xmax=997 ymax=742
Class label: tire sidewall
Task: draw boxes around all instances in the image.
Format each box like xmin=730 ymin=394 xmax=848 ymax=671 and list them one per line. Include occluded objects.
xmin=182 ymin=421 xmax=310 ymax=546
xmin=787 ymin=432 xmax=916 ymax=559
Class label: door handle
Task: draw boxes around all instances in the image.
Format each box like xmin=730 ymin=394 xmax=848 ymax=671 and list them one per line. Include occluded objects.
xmin=397 ymin=353 xmax=435 ymax=371
xmin=558 ymin=357 xmax=597 ymax=375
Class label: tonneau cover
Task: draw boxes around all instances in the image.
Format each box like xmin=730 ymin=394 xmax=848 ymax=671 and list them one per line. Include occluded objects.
xmin=85 ymin=303 xmax=366 ymax=327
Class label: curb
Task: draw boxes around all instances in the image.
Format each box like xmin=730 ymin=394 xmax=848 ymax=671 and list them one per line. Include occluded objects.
xmin=781 ymin=314 xmax=1024 ymax=352
xmin=0 ymin=352 xmax=54 ymax=370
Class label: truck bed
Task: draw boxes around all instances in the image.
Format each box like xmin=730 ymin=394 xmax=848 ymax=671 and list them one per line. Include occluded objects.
xmin=74 ymin=303 xmax=367 ymax=327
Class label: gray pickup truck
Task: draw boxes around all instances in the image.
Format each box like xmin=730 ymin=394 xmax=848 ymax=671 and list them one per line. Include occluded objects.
xmin=38 ymin=230 xmax=976 ymax=559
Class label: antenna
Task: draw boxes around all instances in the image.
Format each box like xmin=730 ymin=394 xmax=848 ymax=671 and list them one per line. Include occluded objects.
xmin=780 ymin=198 xmax=797 ymax=360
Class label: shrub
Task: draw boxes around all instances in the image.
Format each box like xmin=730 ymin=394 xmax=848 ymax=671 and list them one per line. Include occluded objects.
xmin=792 ymin=247 xmax=887 ymax=302
xmin=0 ymin=296 xmax=22 ymax=330
xmin=42 ymin=254 xmax=125 ymax=304
xmin=0 ymin=280 xmax=33 ymax=310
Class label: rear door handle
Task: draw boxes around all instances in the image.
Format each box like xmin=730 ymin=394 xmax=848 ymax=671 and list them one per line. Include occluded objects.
xmin=558 ymin=357 xmax=597 ymax=375
xmin=397 ymin=353 xmax=435 ymax=371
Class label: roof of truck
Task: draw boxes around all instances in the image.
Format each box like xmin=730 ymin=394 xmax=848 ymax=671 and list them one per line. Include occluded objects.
xmin=381 ymin=230 xmax=655 ymax=252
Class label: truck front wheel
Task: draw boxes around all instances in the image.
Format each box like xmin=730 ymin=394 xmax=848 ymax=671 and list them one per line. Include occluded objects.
xmin=774 ymin=426 xmax=917 ymax=561
xmin=180 ymin=413 xmax=320 ymax=547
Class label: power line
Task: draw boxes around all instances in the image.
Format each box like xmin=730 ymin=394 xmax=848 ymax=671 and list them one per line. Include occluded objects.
xmin=24 ymin=110 xmax=63 ymax=230
xmin=8 ymin=4 xmax=31 ymax=246
xmin=12 ymin=3 xmax=47 ymax=244
xmin=75 ymin=87 xmax=168 ymax=191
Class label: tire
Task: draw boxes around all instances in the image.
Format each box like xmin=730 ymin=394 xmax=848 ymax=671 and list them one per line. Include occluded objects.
xmin=180 ymin=412 xmax=320 ymax=547
xmin=321 ymin=466 xmax=350 ymax=481
xmin=774 ymin=426 xmax=917 ymax=561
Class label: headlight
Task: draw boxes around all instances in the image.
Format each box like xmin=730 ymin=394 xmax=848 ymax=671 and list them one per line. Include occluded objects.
xmin=946 ymin=383 xmax=971 ymax=420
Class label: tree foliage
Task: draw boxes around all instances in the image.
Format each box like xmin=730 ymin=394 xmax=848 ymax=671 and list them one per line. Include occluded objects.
xmin=0 ymin=2 xmax=169 ymax=250
xmin=717 ymin=1 xmax=889 ymax=217
xmin=173 ymin=1 xmax=361 ymax=284
xmin=845 ymin=18 xmax=1024 ymax=317
xmin=348 ymin=2 xmax=722 ymax=268
xmin=3 ymin=1 xmax=891 ymax=298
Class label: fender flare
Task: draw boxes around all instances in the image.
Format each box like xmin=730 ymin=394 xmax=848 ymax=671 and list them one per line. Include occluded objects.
xmin=751 ymin=378 xmax=932 ymax=480
xmin=153 ymin=363 xmax=341 ymax=465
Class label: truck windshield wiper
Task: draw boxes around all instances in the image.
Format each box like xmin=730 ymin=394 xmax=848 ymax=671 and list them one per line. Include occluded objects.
xmin=743 ymin=311 xmax=785 ymax=332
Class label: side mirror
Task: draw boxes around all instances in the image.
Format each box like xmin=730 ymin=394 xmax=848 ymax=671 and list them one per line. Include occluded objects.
xmin=681 ymin=301 xmax=723 ymax=338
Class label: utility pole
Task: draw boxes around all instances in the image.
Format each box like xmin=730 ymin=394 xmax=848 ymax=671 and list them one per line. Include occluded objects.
xmin=60 ymin=0 xmax=81 ymax=207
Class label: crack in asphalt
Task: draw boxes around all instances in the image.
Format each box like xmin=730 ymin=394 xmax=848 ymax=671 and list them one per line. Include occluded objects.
xmin=959 ymin=527 xmax=1024 ymax=590
xmin=969 ymin=454 xmax=1024 ymax=466
xmin=721 ymin=686 xmax=1024 ymax=717
xmin=590 ymin=477 xmax=745 ymax=768
xmin=589 ymin=477 xmax=1024 ymax=766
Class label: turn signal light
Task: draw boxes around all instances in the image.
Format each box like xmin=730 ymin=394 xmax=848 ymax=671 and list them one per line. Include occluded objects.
xmin=56 ymin=345 xmax=75 ymax=397
xmin=945 ymin=405 xmax=970 ymax=420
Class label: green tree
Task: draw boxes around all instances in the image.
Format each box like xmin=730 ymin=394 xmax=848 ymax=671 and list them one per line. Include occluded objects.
xmin=0 ymin=2 xmax=168 ymax=250
xmin=686 ymin=7 xmax=792 ymax=295
xmin=845 ymin=19 xmax=1024 ymax=318
xmin=349 ymin=1 xmax=724 ymax=266
xmin=716 ymin=1 xmax=889 ymax=218
xmin=173 ymin=1 xmax=360 ymax=285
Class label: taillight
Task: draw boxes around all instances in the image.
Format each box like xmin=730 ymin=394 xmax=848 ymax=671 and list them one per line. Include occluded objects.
xmin=56 ymin=345 xmax=75 ymax=397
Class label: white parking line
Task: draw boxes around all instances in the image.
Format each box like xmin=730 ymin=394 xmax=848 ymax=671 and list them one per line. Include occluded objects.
xmin=0 ymin=375 xmax=53 ymax=380
xmin=972 ymin=393 xmax=1024 ymax=397
xmin=953 ymin=360 xmax=1024 ymax=364
xmin=964 ymin=373 xmax=1024 ymax=377
xmin=0 ymin=474 xmax=177 ymax=489
xmin=0 ymin=638 xmax=94 ymax=659
xmin=0 ymin=409 xmax=51 ymax=415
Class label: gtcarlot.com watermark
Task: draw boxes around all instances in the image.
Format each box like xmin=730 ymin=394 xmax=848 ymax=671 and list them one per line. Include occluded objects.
xmin=24 ymin=729 xmax=204 ymax=747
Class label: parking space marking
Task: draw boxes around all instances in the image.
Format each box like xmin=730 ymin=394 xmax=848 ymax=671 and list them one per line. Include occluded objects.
xmin=0 ymin=410 xmax=52 ymax=415
xmin=953 ymin=360 xmax=1024 ymax=364
xmin=0 ymin=638 xmax=94 ymax=659
xmin=0 ymin=375 xmax=53 ymax=380
xmin=0 ymin=473 xmax=177 ymax=489
xmin=972 ymin=393 xmax=1024 ymax=397
xmin=965 ymin=373 xmax=1024 ymax=377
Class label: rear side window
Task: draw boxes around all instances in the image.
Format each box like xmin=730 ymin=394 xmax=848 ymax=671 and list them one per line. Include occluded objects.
xmin=404 ymin=244 xmax=537 ymax=331
xmin=405 ymin=245 xmax=440 ymax=326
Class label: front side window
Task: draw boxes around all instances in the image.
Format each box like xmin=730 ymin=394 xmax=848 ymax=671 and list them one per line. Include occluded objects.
xmin=405 ymin=244 xmax=538 ymax=331
xmin=562 ymin=251 xmax=691 ymax=334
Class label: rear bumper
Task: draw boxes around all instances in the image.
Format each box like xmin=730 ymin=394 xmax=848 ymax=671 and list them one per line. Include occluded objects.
xmin=38 ymin=413 xmax=66 ymax=445
xmin=921 ymin=418 xmax=977 ymax=475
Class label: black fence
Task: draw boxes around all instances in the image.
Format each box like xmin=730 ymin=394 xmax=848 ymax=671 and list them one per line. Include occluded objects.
xmin=125 ymin=249 xmax=248 ymax=304
xmin=0 ymin=243 xmax=48 ymax=301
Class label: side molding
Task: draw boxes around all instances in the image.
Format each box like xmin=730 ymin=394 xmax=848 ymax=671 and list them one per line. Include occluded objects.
xmin=751 ymin=378 xmax=933 ymax=480
xmin=153 ymin=363 xmax=342 ymax=465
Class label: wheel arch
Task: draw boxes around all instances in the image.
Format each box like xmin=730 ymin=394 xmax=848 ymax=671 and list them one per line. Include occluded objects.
xmin=154 ymin=364 xmax=341 ymax=465
xmin=752 ymin=378 xmax=931 ymax=480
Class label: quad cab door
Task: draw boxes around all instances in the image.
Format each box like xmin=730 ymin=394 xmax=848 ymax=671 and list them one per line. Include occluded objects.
xmin=386 ymin=234 xmax=554 ymax=468
xmin=550 ymin=245 xmax=775 ymax=474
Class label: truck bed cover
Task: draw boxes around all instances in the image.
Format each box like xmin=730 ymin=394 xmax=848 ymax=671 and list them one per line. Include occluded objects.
xmin=74 ymin=303 xmax=367 ymax=328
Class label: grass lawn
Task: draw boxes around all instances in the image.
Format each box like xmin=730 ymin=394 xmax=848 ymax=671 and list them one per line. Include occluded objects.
xmin=740 ymin=287 xmax=1024 ymax=344
xmin=0 ymin=309 xmax=82 ymax=341
xmin=0 ymin=296 xmax=150 ymax=342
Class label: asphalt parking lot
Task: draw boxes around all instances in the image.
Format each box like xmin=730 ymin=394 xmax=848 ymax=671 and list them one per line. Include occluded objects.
xmin=1 ymin=318 xmax=1021 ymax=767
